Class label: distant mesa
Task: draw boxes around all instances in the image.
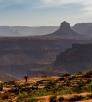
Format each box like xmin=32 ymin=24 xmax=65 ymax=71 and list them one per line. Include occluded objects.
xmin=45 ymin=21 xmax=79 ymax=39
xmin=0 ymin=21 xmax=92 ymax=38
xmin=73 ymin=23 xmax=92 ymax=35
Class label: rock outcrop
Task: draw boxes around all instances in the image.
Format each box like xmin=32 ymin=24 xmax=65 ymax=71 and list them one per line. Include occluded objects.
xmin=46 ymin=21 xmax=79 ymax=39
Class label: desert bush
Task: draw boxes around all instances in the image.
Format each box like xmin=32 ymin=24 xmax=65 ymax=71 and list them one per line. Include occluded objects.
xmin=11 ymin=84 xmax=24 ymax=95
xmin=31 ymin=89 xmax=52 ymax=97
xmin=73 ymin=83 xmax=83 ymax=93
xmin=61 ymin=86 xmax=73 ymax=94
xmin=17 ymin=92 xmax=28 ymax=102
xmin=50 ymin=96 xmax=57 ymax=102
xmin=58 ymin=97 xmax=64 ymax=102
xmin=57 ymin=86 xmax=73 ymax=95
xmin=29 ymin=98 xmax=37 ymax=102
xmin=58 ymin=72 xmax=70 ymax=77
xmin=5 ymin=81 xmax=16 ymax=86
xmin=83 ymin=81 xmax=92 ymax=92
xmin=45 ymin=80 xmax=57 ymax=92
xmin=2 ymin=94 xmax=9 ymax=100
xmin=17 ymin=98 xmax=36 ymax=102
xmin=0 ymin=83 xmax=3 ymax=91
xmin=77 ymin=72 xmax=83 ymax=75
xmin=68 ymin=95 xmax=84 ymax=101
xmin=83 ymin=70 xmax=92 ymax=78
xmin=17 ymin=92 xmax=36 ymax=102
xmin=85 ymin=94 xmax=92 ymax=100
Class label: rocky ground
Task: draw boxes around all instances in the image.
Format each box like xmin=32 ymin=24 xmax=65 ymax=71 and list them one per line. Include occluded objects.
xmin=0 ymin=71 xmax=92 ymax=102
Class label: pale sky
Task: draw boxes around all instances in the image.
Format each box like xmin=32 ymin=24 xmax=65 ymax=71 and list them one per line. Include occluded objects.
xmin=0 ymin=0 xmax=92 ymax=26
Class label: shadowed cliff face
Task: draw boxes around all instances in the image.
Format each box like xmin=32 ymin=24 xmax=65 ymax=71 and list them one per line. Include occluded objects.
xmin=58 ymin=21 xmax=75 ymax=35
xmin=0 ymin=37 xmax=87 ymax=79
xmin=0 ymin=37 xmax=76 ymax=78
xmin=55 ymin=44 xmax=92 ymax=72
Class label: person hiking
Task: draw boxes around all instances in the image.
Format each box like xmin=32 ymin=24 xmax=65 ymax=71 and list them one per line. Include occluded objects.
xmin=24 ymin=75 xmax=28 ymax=82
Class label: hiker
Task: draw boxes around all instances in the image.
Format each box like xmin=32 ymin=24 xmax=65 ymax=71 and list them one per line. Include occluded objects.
xmin=24 ymin=75 xmax=28 ymax=82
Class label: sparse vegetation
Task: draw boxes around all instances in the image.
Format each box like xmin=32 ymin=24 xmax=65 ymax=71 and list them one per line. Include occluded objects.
xmin=0 ymin=71 xmax=92 ymax=101
xmin=0 ymin=83 xmax=3 ymax=91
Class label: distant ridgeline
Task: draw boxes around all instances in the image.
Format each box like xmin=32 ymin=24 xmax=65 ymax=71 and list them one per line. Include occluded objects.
xmin=72 ymin=43 xmax=92 ymax=49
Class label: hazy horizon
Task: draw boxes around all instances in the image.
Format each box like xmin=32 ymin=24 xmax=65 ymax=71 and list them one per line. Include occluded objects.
xmin=0 ymin=0 xmax=92 ymax=26
xmin=1 ymin=21 xmax=92 ymax=27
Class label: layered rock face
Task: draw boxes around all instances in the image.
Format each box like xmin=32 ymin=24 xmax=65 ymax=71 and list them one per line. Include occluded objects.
xmin=55 ymin=44 xmax=92 ymax=72
xmin=0 ymin=37 xmax=76 ymax=78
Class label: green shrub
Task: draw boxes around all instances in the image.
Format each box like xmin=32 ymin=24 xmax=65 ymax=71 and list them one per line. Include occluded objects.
xmin=73 ymin=84 xmax=83 ymax=93
xmin=17 ymin=92 xmax=36 ymax=102
xmin=83 ymin=81 xmax=92 ymax=92
xmin=31 ymin=89 xmax=53 ymax=97
xmin=57 ymin=86 xmax=73 ymax=95
xmin=29 ymin=98 xmax=37 ymax=102
xmin=45 ymin=80 xmax=57 ymax=92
